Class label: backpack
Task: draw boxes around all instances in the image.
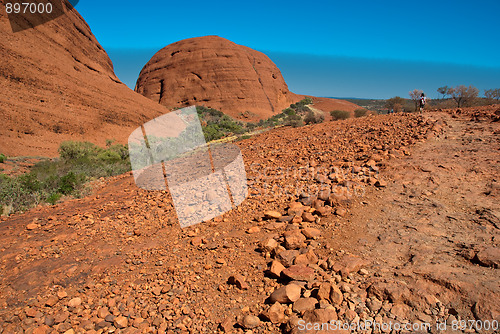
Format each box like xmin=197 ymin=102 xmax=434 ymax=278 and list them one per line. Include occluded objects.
xmin=420 ymin=96 xmax=426 ymax=106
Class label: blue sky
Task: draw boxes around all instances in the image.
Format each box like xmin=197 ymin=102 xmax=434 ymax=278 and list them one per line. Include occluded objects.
xmin=77 ymin=0 xmax=500 ymax=99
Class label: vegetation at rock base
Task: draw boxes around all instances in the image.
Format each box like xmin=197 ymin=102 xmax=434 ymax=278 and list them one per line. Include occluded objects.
xmin=0 ymin=141 xmax=130 ymax=214
xmin=354 ymin=109 xmax=368 ymax=118
xmin=330 ymin=110 xmax=351 ymax=120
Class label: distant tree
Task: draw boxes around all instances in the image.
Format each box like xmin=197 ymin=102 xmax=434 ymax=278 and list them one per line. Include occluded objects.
xmin=437 ymin=86 xmax=449 ymax=100
xmin=409 ymin=89 xmax=423 ymax=112
xmin=484 ymin=88 xmax=500 ymax=104
xmin=384 ymin=96 xmax=405 ymax=112
xmin=448 ymin=85 xmax=479 ymax=108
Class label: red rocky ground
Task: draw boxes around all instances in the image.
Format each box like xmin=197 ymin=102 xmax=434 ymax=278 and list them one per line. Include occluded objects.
xmin=0 ymin=106 xmax=499 ymax=333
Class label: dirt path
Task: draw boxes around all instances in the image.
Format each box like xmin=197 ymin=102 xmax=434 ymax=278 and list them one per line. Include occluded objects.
xmin=344 ymin=111 xmax=500 ymax=326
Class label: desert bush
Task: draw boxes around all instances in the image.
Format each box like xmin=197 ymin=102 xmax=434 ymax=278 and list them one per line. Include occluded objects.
xmin=0 ymin=140 xmax=131 ymax=215
xmin=354 ymin=109 xmax=367 ymax=117
xmin=0 ymin=154 xmax=6 ymax=163
xmin=46 ymin=192 xmax=62 ymax=205
xmin=304 ymin=111 xmax=325 ymax=124
xmin=59 ymin=141 xmax=102 ymax=161
xmin=330 ymin=110 xmax=351 ymax=120
xmin=197 ymin=106 xmax=246 ymax=141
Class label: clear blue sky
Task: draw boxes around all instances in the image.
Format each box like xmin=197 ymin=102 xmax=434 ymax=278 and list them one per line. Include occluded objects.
xmin=77 ymin=0 xmax=500 ymax=99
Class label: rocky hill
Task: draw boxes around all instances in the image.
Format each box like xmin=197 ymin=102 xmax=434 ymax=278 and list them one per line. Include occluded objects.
xmin=135 ymin=36 xmax=361 ymax=121
xmin=1 ymin=108 xmax=498 ymax=333
xmin=0 ymin=1 xmax=169 ymax=157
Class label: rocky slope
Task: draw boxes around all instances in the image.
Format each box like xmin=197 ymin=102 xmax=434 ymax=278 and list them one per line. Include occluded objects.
xmin=0 ymin=1 xmax=169 ymax=157
xmin=2 ymin=107 xmax=497 ymax=333
xmin=135 ymin=36 xmax=360 ymax=122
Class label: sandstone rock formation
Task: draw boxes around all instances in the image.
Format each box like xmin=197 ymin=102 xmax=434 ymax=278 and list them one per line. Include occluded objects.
xmin=135 ymin=36 xmax=361 ymax=121
xmin=0 ymin=1 xmax=169 ymax=157
xmin=135 ymin=36 xmax=299 ymax=121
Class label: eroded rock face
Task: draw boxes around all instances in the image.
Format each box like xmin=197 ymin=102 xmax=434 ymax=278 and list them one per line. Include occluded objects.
xmin=0 ymin=3 xmax=169 ymax=157
xmin=135 ymin=36 xmax=300 ymax=121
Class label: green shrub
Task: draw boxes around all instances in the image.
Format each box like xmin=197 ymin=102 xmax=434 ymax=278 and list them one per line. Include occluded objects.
xmin=354 ymin=109 xmax=367 ymax=118
xmin=0 ymin=140 xmax=133 ymax=215
xmin=19 ymin=173 xmax=41 ymax=192
xmin=330 ymin=110 xmax=351 ymax=120
xmin=46 ymin=193 xmax=62 ymax=205
xmin=59 ymin=141 xmax=102 ymax=161
xmin=97 ymin=150 xmax=122 ymax=163
xmin=0 ymin=154 xmax=6 ymax=163
xmin=58 ymin=172 xmax=83 ymax=195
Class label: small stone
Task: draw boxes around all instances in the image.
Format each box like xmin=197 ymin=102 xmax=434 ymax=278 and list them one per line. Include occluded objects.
xmin=390 ymin=303 xmax=410 ymax=320
xmin=191 ymin=236 xmax=203 ymax=246
xmin=375 ymin=179 xmax=387 ymax=188
xmin=247 ymin=226 xmax=260 ymax=234
xmin=264 ymin=210 xmax=282 ymax=219
xmin=318 ymin=189 xmax=331 ymax=201
xmin=97 ymin=307 xmax=110 ymax=319
xmin=317 ymin=283 xmax=332 ymax=301
xmin=282 ymin=265 xmax=315 ymax=281
xmin=45 ymin=296 xmax=59 ymax=307
xmin=332 ymin=254 xmax=369 ymax=277
xmin=292 ymin=298 xmax=317 ymax=314
xmin=228 ymin=274 xmax=249 ymax=290
xmin=152 ymin=286 xmax=162 ymax=296
xmin=63 ymin=329 xmax=75 ymax=334
xmin=44 ymin=316 xmax=55 ymax=327
xmin=283 ymin=230 xmax=306 ymax=250
xmin=315 ymin=206 xmax=330 ymax=216
xmin=335 ymin=207 xmax=347 ymax=216
xmin=303 ymin=308 xmax=337 ymax=323
xmin=301 ymin=227 xmax=321 ymax=239
xmin=96 ymin=320 xmax=111 ymax=329
xmin=54 ymin=311 xmax=69 ymax=324
xmin=259 ymin=238 xmax=278 ymax=252
xmin=359 ymin=268 xmax=369 ymax=276
xmin=239 ymin=314 xmax=261 ymax=329
xmin=105 ymin=314 xmax=115 ymax=323
xmin=276 ymin=249 xmax=299 ymax=267
xmin=25 ymin=308 xmax=37 ymax=317
xmin=329 ymin=284 xmax=343 ymax=305
xmin=279 ymin=215 xmax=294 ymax=222
xmin=262 ymin=302 xmax=285 ymax=324
xmin=301 ymin=212 xmax=316 ymax=222
xmin=32 ymin=326 xmax=49 ymax=334
xmin=268 ymin=260 xmax=286 ymax=278
xmin=269 ymin=284 xmax=302 ymax=303
xmin=57 ymin=291 xmax=68 ymax=299
xmin=475 ymin=247 xmax=500 ymax=268
xmin=294 ymin=249 xmax=318 ymax=265
xmin=114 ymin=315 xmax=128 ymax=329
xmin=367 ymin=297 xmax=382 ymax=312
xmin=67 ymin=297 xmax=82 ymax=308
xmin=26 ymin=223 xmax=39 ymax=230
xmin=345 ymin=309 xmax=358 ymax=321
xmin=220 ymin=317 xmax=235 ymax=332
